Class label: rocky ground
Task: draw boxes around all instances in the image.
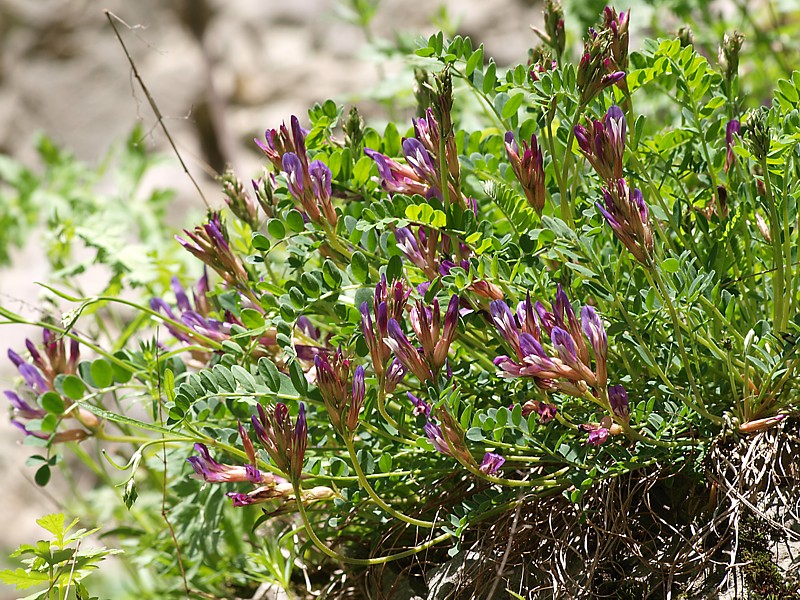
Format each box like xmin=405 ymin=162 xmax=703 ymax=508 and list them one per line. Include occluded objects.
xmin=0 ymin=0 xmax=547 ymax=592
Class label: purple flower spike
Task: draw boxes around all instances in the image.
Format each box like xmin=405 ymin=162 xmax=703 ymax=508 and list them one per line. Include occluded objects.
xmin=282 ymin=152 xmax=305 ymax=200
xmin=725 ymin=119 xmax=741 ymax=172
xmin=575 ymin=105 xmax=626 ymax=181
xmin=505 ymin=131 xmax=546 ymax=214
xmin=581 ymin=305 xmax=608 ymax=388
xmin=491 ymin=300 xmax=521 ymax=357
xmin=4 ymin=390 xmax=45 ymax=420
xmin=292 ymin=403 xmax=307 ymax=481
xmin=551 ymin=327 xmax=578 ymax=365
xmin=384 ymin=319 xmax=432 ymax=382
xmin=479 ymin=452 xmax=506 ymax=475
xmin=608 ymin=384 xmax=630 ymax=420
xmin=424 ymin=421 xmax=450 ymax=455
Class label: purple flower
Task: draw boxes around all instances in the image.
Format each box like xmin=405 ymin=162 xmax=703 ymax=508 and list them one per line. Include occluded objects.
xmin=516 ymin=292 xmax=541 ymax=339
xmin=581 ymin=305 xmax=608 ymax=388
xmin=407 ymin=392 xmax=431 ymax=418
xmin=608 ymin=384 xmax=630 ymax=420
xmin=554 ymin=285 xmax=589 ymax=366
xmin=384 ymin=319 xmax=432 ymax=382
xmin=177 ymin=212 xmax=249 ymax=286
xmin=384 ymin=358 xmax=407 ymax=393
xmin=402 ymin=138 xmax=438 ymax=189
xmin=725 ymin=119 xmax=741 ymax=172
xmin=491 ymin=300 xmax=521 ymax=357
xmin=364 ymin=148 xmax=429 ymax=196
xmin=504 ymin=131 xmax=546 ymax=214
xmin=5 ymin=390 xmax=45 ymax=420
xmin=187 ymin=443 xmax=263 ymax=484
xmin=479 ymin=452 xmax=506 ymax=475
xmin=292 ymin=403 xmax=307 ymax=481
xmin=597 ymin=178 xmax=654 ymax=265
xmin=347 ymin=365 xmax=366 ymax=432
xmin=574 ymin=105 xmax=626 ymax=181
xmin=424 ymin=421 xmax=450 ymax=455
xmin=587 ymin=427 xmax=610 ymax=446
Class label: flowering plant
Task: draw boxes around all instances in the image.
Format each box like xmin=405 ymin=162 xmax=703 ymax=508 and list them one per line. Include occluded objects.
xmin=3 ymin=2 xmax=800 ymax=597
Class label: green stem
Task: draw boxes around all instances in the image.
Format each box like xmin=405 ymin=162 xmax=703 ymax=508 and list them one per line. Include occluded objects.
xmin=646 ymin=268 xmax=723 ymax=425
xmin=290 ymin=480 xmax=452 ymax=565
xmin=761 ymin=155 xmax=786 ymax=331
xmin=343 ymin=436 xmax=434 ymax=528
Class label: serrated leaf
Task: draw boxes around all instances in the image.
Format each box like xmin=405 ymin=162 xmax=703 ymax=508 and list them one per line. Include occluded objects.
xmin=0 ymin=568 xmax=49 ymax=589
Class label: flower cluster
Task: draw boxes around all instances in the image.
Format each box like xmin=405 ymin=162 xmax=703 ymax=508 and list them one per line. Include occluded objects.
xmin=574 ymin=105 xmax=626 ymax=181
xmin=186 ymin=402 xmax=330 ymax=508
xmin=314 ymin=350 xmax=366 ymax=435
xmin=255 ymin=115 xmax=336 ymax=226
xmin=491 ymin=286 xmax=608 ymax=398
xmin=597 ymin=178 xmax=654 ymax=265
xmin=575 ymin=105 xmax=653 ymax=265
xmin=384 ymin=295 xmax=460 ymax=382
xmin=366 ymin=108 xmax=468 ymax=209
xmin=176 ymin=212 xmax=250 ymax=288
xmin=360 ymin=276 xmax=410 ymax=380
xmin=576 ymin=19 xmax=627 ymax=104
xmin=6 ymin=330 xmax=98 ymax=443
xmin=504 ymin=131 xmax=546 ymax=214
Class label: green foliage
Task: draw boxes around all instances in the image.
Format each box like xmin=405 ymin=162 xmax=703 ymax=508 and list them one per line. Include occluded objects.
xmin=0 ymin=514 xmax=120 ymax=600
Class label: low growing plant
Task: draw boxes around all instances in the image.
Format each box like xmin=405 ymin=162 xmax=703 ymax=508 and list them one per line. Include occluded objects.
xmin=3 ymin=1 xmax=800 ymax=598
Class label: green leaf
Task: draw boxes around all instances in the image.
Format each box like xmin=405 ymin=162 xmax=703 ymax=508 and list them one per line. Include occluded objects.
xmin=258 ymin=358 xmax=282 ymax=393
xmin=501 ymin=92 xmax=525 ymax=119
xmin=267 ymin=219 xmax=286 ymax=239
xmin=0 ymin=568 xmax=49 ymax=589
xmin=35 ymin=464 xmax=51 ymax=487
xmin=230 ymin=365 xmax=257 ymax=393
xmin=39 ymin=392 xmax=64 ymax=415
xmin=240 ymin=308 xmax=266 ymax=329
xmin=90 ymin=359 xmax=113 ymax=389
xmin=289 ymin=361 xmax=308 ymax=396
xmin=483 ymin=61 xmax=497 ymax=94
xmin=252 ymin=232 xmax=271 ymax=251
xmin=661 ymin=257 xmax=680 ymax=273
xmin=351 ymin=251 xmax=369 ymax=283
xmin=465 ymin=45 xmax=484 ymax=77
xmin=285 ymin=210 xmax=305 ymax=233
xmin=466 ymin=427 xmax=484 ymax=441
xmin=61 ymin=375 xmax=85 ymax=401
